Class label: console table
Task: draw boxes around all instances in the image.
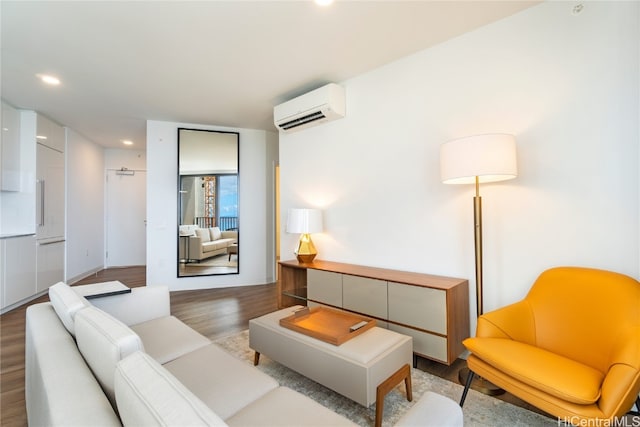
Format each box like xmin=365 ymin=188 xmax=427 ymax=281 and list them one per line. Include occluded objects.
xmin=277 ymin=259 xmax=469 ymax=365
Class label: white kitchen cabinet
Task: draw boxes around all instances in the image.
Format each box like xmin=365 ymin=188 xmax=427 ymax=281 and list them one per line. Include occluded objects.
xmin=36 ymin=240 xmax=64 ymax=293
xmin=35 ymin=114 xmax=65 ymax=293
xmin=1 ymin=235 xmax=37 ymax=310
xmin=36 ymin=143 xmax=65 ymax=239
xmin=36 ymin=113 xmax=65 ymax=152
xmin=1 ymin=101 xmax=21 ymax=191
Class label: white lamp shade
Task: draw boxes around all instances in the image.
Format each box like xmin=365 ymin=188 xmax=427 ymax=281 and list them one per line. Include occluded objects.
xmin=286 ymin=208 xmax=323 ymax=234
xmin=440 ymin=134 xmax=517 ymax=184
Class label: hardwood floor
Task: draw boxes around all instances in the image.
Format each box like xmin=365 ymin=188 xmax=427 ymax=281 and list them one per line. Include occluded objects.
xmin=0 ymin=266 xmax=544 ymax=427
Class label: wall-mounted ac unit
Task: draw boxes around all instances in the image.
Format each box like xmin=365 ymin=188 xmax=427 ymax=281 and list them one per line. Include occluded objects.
xmin=273 ymin=83 xmax=345 ymax=133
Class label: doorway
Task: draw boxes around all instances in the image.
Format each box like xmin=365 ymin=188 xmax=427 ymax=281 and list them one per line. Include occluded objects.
xmin=106 ymin=169 xmax=147 ymax=267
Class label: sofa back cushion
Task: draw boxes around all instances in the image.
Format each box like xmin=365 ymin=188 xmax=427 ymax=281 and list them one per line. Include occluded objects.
xmin=75 ymin=307 xmax=144 ymax=407
xmin=115 ymin=351 xmax=227 ymax=426
xmin=210 ymin=227 xmax=222 ymax=240
xmin=195 ymin=228 xmax=210 ymax=243
xmin=48 ymin=282 xmax=90 ymax=336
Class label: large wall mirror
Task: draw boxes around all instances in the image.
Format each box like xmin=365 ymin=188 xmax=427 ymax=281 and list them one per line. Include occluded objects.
xmin=178 ymin=128 xmax=239 ymax=277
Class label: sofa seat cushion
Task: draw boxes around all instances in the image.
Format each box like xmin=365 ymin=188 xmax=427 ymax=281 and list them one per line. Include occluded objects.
xmin=130 ymin=315 xmax=210 ymax=364
xmin=464 ymin=337 xmax=604 ymax=404
xmin=48 ymin=282 xmax=90 ymax=336
xmin=202 ymin=238 xmax=234 ymax=253
xmin=115 ymin=351 xmax=227 ymax=426
xmin=395 ymin=391 xmax=463 ymax=427
xmin=75 ymin=306 xmax=144 ymax=406
xmin=225 ymin=386 xmax=357 ymax=427
xmin=164 ymin=344 xmax=278 ymax=420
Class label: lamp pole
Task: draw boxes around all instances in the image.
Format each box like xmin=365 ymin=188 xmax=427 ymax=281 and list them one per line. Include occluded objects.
xmin=474 ymin=176 xmax=483 ymax=317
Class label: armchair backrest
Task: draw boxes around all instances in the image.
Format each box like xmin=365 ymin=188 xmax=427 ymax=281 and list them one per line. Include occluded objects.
xmin=525 ymin=267 xmax=640 ymax=372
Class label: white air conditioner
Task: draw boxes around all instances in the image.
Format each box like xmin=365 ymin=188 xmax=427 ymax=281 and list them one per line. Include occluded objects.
xmin=273 ymin=83 xmax=345 ymax=133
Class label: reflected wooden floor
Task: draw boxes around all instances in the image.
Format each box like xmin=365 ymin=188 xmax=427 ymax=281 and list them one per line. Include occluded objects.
xmin=1 ymin=266 xmax=546 ymax=427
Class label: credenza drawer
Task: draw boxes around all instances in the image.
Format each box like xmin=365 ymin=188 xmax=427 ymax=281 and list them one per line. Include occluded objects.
xmin=388 ymin=323 xmax=448 ymax=363
xmin=388 ymin=281 xmax=446 ymax=335
xmin=307 ymin=269 xmax=342 ymax=307
xmin=342 ymin=275 xmax=387 ymax=319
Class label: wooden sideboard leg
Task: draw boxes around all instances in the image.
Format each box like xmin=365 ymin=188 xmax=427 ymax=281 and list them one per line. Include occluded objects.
xmin=253 ymin=351 xmax=260 ymax=366
xmin=375 ymin=364 xmax=412 ymax=427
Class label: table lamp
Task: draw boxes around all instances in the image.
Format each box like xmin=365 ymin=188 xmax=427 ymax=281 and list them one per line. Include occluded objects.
xmin=286 ymin=208 xmax=323 ymax=263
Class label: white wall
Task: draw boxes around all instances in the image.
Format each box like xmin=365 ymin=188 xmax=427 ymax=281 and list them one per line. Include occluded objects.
xmin=65 ymin=129 xmax=105 ymax=283
xmin=146 ymin=120 xmax=278 ymax=290
xmin=280 ymin=1 xmax=639 ymax=333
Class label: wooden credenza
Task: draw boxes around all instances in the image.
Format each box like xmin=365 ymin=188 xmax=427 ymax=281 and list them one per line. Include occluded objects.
xmin=277 ymin=259 xmax=469 ymax=365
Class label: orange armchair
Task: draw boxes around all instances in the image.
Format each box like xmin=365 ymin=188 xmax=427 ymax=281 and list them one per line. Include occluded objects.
xmin=460 ymin=267 xmax=640 ymax=425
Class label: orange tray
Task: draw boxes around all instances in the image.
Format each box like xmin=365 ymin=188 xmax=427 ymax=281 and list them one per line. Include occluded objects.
xmin=279 ymin=306 xmax=376 ymax=345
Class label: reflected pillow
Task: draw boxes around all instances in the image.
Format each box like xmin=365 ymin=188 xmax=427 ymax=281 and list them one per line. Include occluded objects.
xmin=210 ymin=227 xmax=222 ymax=240
xmin=195 ymin=228 xmax=210 ymax=243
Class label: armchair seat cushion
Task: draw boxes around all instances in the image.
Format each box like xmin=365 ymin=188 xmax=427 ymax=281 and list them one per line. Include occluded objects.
xmin=464 ymin=337 xmax=604 ymax=404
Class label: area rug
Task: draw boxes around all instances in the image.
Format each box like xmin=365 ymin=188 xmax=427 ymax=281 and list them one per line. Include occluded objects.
xmin=213 ymin=330 xmax=555 ymax=427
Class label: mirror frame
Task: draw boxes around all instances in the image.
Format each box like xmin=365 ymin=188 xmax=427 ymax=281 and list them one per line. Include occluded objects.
xmin=177 ymin=128 xmax=239 ymax=278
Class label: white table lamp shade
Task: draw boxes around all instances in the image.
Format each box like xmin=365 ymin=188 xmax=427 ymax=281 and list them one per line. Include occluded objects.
xmin=286 ymin=209 xmax=323 ymax=234
xmin=440 ymin=134 xmax=517 ymax=184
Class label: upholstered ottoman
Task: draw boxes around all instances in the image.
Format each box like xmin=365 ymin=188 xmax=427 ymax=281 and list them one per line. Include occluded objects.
xmin=249 ymin=306 xmax=413 ymax=427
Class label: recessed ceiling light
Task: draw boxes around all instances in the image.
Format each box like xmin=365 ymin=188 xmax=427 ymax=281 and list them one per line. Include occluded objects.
xmin=37 ymin=74 xmax=61 ymax=85
xmin=36 ymin=135 xmax=48 ymax=140
xmin=122 ymin=139 xmax=134 ymax=146
xmin=315 ymin=0 xmax=334 ymax=6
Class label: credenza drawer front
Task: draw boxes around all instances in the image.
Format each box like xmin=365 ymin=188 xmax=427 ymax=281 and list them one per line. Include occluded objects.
xmin=388 ymin=324 xmax=448 ymax=363
xmin=388 ymin=282 xmax=446 ymax=335
xmin=307 ymin=269 xmax=342 ymax=307
xmin=342 ymin=275 xmax=387 ymax=319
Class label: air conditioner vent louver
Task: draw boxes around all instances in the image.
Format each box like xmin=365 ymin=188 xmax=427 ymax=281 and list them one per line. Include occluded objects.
xmin=274 ymin=83 xmax=345 ymax=133
xmin=280 ymin=111 xmax=327 ymax=130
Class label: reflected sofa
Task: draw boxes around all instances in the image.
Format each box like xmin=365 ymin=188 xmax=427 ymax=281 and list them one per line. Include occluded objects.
xmin=188 ymin=226 xmax=237 ymax=261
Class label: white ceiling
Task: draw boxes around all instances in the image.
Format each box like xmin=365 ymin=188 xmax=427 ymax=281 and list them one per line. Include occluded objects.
xmin=1 ymin=1 xmax=538 ymax=149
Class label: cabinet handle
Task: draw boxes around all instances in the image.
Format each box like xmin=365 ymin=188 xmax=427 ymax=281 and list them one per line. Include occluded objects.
xmin=36 ymin=180 xmax=45 ymax=227
xmin=39 ymin=239 xmax=65 ymax=246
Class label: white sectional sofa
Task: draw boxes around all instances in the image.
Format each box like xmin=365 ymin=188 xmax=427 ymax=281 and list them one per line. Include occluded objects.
xmin=188 ymin=227 xmax=237 ymax=261
xmin=26 ymin=282 xmax=463 ymax=426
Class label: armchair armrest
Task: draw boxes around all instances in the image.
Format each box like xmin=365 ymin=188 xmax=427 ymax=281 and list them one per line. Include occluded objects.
xmin=88 ymin=286 xmax=170 ymax=326
xmin=599 ymin=326 xmax=640 ymax=417
xmin=476 ymin=300 xmax=536 ymax=345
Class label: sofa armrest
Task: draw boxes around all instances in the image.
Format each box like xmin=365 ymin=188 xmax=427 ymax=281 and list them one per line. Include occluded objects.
xmin=188 ymin=236 xmax=203 ymax=259
xmin=221 ymin=230 xmax=237 ymax=240
xmin=476 ymin=300 xmax=536 ymax=345
xmin=89 ymin=286 xmax=170 ymax=326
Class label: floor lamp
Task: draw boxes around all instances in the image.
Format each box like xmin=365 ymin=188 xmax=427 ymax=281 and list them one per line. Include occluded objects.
xmin=440 ymin=133 xmax=517 ymax=395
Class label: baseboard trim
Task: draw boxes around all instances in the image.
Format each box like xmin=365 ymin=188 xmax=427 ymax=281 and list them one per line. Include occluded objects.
xmin=67 ymin=266 xmax=105 ymax=285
